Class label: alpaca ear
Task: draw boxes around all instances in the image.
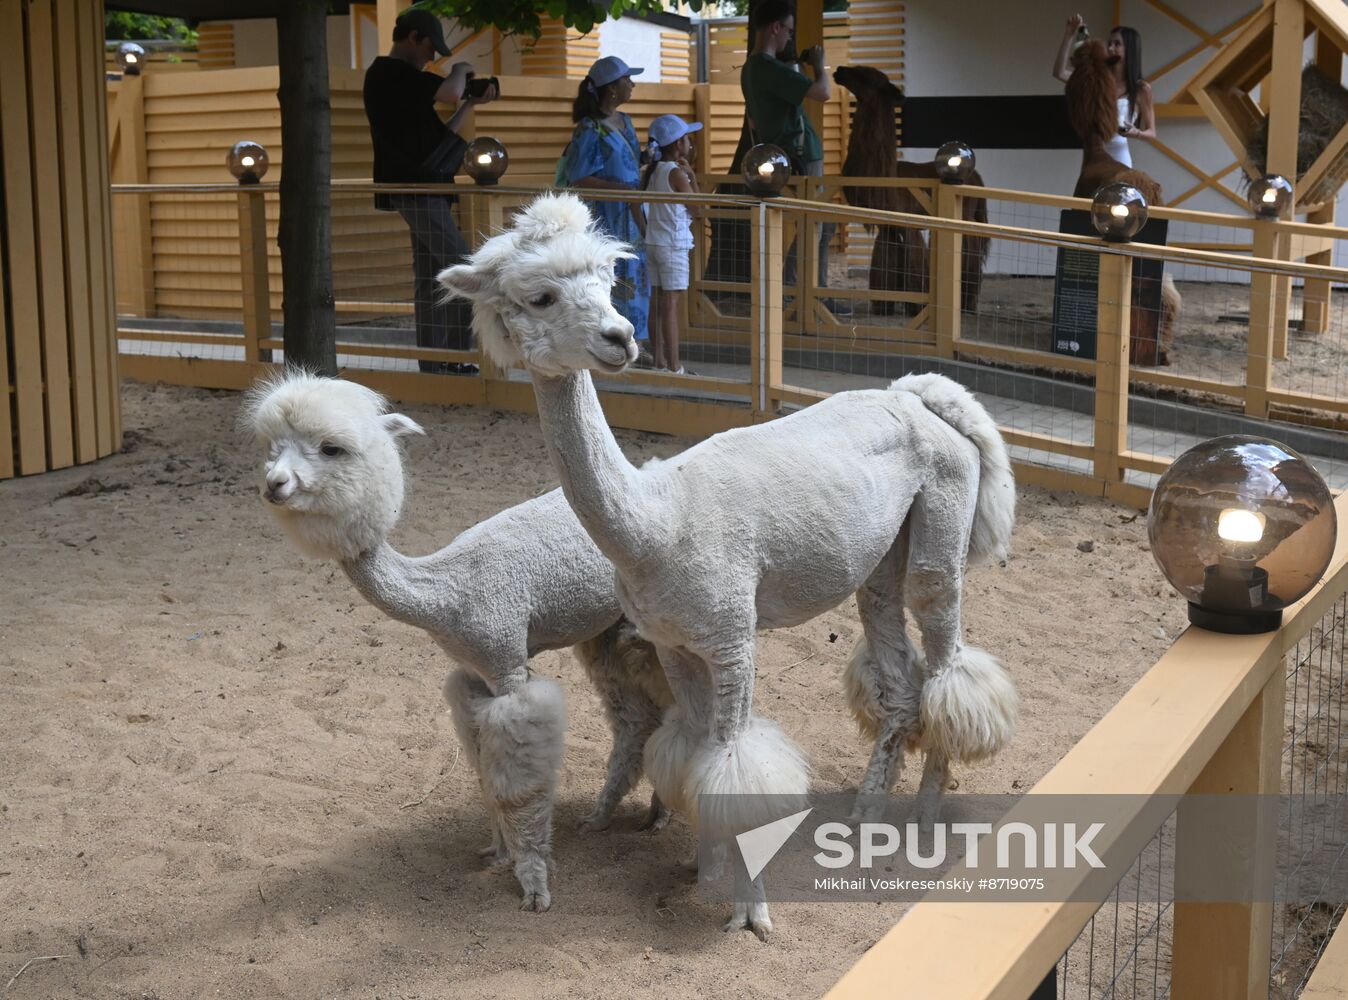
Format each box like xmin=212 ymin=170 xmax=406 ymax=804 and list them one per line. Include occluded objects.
xmin=382 ymin=413 xmax=425 ymax=439
xmin=438 ymin=263 xmax=487 ymax=301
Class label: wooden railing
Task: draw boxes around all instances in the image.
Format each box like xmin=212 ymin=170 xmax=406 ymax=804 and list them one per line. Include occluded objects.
xmin=824 ymin=487 xmax=1348 ymax=1000
xmin=111 ymin=178 xmax=1348 ymax=513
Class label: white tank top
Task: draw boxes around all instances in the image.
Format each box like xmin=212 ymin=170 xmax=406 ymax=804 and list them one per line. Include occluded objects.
xmin=1104 ymin=95 xmax=1135 ymax=167
xmin=643 ymin=161 xmax=693 ymax=249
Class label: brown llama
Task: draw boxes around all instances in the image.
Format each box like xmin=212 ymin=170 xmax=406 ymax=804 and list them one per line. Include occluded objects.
xmin=1064 ymin=38 xmax=1180 ymax=366
xmin=834 ymin=64 xmax=990 ymax=317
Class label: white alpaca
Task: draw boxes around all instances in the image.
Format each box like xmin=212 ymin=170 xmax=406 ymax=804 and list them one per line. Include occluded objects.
xmin=438 ymin=193 xmax=1019 ymax=938
xmin=241 ymin=371 xmax=673 ymax=913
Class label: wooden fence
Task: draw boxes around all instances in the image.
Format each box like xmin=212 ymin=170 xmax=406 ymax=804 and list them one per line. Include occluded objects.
xmin=110 ymin=179 xmax=1348 ymax=510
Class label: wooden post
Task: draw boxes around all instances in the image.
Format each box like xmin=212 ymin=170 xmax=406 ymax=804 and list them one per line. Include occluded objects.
xmin=466 ymin=190 xmax=505 ymax=378
xmin=1093 ymin=252 xmax=1132 ymax=487
xmin=1247 ymin=222 xmax=1279 ymax=418
xmin=111 ymin=71 xmax=154 ymax=318
xmin=796 ymin=0 xmax=825 ymax=150
xmin=1301 ymin=34 xmax=1340 ymax=336
xmin=376 ymin=0 xmax=398 ymax=58
xmin=753 ymin=200 xmax=784 ymax=418
xmin=693 ymin=83 xmax=712 ymax=177
xmin=1171 ymin=664 xmax=1284 ymax=999
xmin=932 ymin=182 xmax=962 ymax=359
xmin=237 ymin=187 xmax=272 ymax=364
xmin=1265 ymin=0 xmax=1304 ymax=363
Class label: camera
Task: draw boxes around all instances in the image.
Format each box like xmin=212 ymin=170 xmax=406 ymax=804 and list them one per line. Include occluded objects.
xmin=464 ymin=75 xmax=499 ymax=100
xmin=1118 ymin=124 xmax=1129 ymax=136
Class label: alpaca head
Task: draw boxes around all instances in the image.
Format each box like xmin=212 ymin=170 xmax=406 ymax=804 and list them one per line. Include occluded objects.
xmin=241 ymin=370 xmax=424 ymax=562
xmin=437 ymin=192 xmax=638 ymax=378
xmin=832 ymin=65 xmax=904 ymax=106
xmin=1065 ymin=39 xmax=1120 ymax=150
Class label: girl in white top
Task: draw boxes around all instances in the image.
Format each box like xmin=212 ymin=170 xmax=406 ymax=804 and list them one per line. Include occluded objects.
xmin=1052 ymin=15 xmax=1156 ymax=167
xmin=641 ymin=114 xmax=703 ymax=374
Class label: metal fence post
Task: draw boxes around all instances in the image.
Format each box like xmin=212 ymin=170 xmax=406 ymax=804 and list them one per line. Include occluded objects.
xmin=1171 ymin=664 xmax=1284 ymax=998
xmin=1093 ymin=251 xmax=1132 ymax=488
xmin=932 ymin=182 xmax=962 ymax=359
xmin=237 ymin=186 xmax=271 ymax=364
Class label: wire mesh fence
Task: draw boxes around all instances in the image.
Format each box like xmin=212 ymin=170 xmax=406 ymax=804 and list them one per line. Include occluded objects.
xmin=111 ymin=180 xmax=1348 ymax=496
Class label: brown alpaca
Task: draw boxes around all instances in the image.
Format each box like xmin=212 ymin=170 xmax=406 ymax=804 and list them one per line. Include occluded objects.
xmin=834 ymin=65 xmax=989 ymax=317
xmin=1064 ymin=39 xmax=1177 ymax=366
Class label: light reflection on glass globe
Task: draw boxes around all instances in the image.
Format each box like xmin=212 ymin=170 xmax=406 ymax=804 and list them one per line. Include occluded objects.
xmin=934 ymin=141 xmax=975 ymax=183
xmin=1248 ymin=173 xmax=1294 ymax=218
xmin=465 ymin=137 xmax=508 ymax=186
xmin=1090 ymin=182 xmax=1148 ymax=241
xmin=742 ymin=143 xmax=790 ymax=197
xmin=116 ymin=42 xmax=145 ymax=76
xmin=226 ymin=141 xmax=269 ymax=184
xmin=1147 ymin=435 xmax=1337 ymax=634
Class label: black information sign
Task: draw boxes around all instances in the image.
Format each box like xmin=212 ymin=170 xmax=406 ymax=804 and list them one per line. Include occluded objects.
xmin=1051 ymin=209 xmax=1169 ymax=362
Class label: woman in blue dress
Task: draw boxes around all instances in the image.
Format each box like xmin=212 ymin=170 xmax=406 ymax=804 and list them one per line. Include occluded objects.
xmin=563 ymin=56 xmax=650 ymax=344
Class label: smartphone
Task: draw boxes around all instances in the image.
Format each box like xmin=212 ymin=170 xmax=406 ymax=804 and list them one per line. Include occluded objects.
xmin=464 ymin=76 xmax=498 ymax=100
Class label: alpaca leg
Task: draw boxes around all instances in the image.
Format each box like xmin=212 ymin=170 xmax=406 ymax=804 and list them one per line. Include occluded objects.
xmin=575 ymin=623 xmax=672 ymax=832
xmin=907 ymin=472 xmax=1018 ymax=771
xmin=644 ymin=645 xmax=714 ymax=818
xmin=726 ymin=841 xmax=773 ymax=941
xmin=471 ymin=673 xmax=568 ymax=912
xmin=845 ymin=528 xmax=925 ymax=823
xmin=915 ymin=748 xmax=950 ymax=833
xmin=445 ymin=668 xmax=509 ymax=863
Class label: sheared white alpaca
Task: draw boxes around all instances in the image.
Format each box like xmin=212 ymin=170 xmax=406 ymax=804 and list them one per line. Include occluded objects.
xmin=439 ymin=194 xmax=1019 ymax=938
xmin=242 ymin=371 xmax=673 ymax=913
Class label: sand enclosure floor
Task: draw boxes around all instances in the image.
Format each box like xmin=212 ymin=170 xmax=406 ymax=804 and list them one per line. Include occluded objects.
xmin=0 ymin=380 xmax=1181 ymax=999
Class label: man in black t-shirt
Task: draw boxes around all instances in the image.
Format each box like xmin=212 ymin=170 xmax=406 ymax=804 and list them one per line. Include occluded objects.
xmin=363 ymin=9 xmax=495 ymax=374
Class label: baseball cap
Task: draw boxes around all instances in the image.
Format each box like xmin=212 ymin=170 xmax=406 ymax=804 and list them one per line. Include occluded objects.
xmin=588 ymin=55 xmax=644 ymax=88
xmin=649 ymin=114 xmax=703 ymax=148
xmin=396 ymin=8 xmax=450 ymax=57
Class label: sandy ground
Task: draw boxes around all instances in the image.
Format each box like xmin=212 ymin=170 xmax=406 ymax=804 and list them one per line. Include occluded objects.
xmin=0 ymin=380 xmax=1183 ymax=1000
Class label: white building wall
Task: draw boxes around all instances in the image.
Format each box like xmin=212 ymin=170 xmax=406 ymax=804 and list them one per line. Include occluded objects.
xmin=599 ymin=16 xmax=667 ymax=82
xmin=898 ymin=0 xmax=1348 ymax=277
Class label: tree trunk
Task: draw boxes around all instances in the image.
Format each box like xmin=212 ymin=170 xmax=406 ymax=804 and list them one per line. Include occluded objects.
xmin=275 ymin=2 xmax=336 ymax=376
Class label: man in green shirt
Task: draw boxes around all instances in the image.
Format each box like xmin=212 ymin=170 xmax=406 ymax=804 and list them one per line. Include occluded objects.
xmin=741 ymin=0 xmax=846 ymax=311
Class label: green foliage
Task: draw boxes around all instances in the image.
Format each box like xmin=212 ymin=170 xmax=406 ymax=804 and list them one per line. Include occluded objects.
xmin=413 ymin=0 xmax=707 ymax=39
xmin=104 ymin=13 xmax=197 ymax=44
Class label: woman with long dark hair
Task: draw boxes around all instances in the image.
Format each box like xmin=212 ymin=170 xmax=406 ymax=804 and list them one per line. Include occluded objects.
xmin=560 ymin=55 xmax=649 ymax=344
xmin=1052 ymin=14 xmax=1156 ymax=166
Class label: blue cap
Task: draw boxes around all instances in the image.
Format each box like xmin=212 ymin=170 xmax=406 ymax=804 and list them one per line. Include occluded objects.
xmin=588 ymin=55 xmax=644 ymax=88
xmin=649 ymin=114 xmax=703 ymax=148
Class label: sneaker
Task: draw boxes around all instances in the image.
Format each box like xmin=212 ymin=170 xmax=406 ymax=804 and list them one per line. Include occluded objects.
xmin=633 ymin=349 xmax=657 ymax=369
xmin=445 ymin=362 xmax=480 ymax=376
xmin=671 ymin=365 xmax=698 ymax=376
xmin=822 ymin=296 xmax=855 ymax=318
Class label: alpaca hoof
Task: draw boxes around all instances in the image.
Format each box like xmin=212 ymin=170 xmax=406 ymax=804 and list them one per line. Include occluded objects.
xmin=577 ymin=810 xmax=613 ymax=834
xmin=639 ymin=799 xmax=673 ymax=834
xmin=520 ymin=890 xmax=552 ymax=913
xmin=724 ymin=903 xmax=773 ymax=941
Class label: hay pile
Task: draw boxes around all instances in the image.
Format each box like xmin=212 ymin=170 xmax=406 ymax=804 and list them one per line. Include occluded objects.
xmin=1246 ymin=64 xmax=1348 ymax=180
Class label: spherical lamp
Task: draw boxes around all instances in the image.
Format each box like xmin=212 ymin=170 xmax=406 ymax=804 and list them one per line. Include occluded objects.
xmin=934 ymin=141 xmax=975 ymax=184
xmin=742 ymin=143 xmax=791 ymax=198
xmin=226 ymin=141 xmax=269 ymax=185
xmin=1148 ymin=435 xmax=1337 ymax=634
xmin=464 ymin=137 xmax=508 ymax=186
xmin=116 ymin=42 xmax=146 ymax=77
xmin=1248 ymin=174 xmax=1294 ymax=219
xmin=1090 ymin=182 xmax=1148 ymax=242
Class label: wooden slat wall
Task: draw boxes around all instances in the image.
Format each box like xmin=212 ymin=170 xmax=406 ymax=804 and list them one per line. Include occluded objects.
xmin=2 ymin=0 xmax=120 ymax=480
xmin=519 ymin=17 xmax=600 ymax=80
xmin=661 ymin=29 xmax=692 ymax=83
xmin=196 ymin=22 xmax=236 ymax=70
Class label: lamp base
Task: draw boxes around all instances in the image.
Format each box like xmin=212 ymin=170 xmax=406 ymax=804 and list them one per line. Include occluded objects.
xmin=1186 ymin=602 xmax=1282 ymax=634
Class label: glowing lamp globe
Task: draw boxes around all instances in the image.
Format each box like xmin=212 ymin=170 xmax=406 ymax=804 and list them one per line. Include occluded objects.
xmin=1090 ymin=182 xmax=1148 ymax=242
xmin=465 ymin=137 xmax=508 ymax=186
xmin=116 ymin=42 xmax=145 ymax=76
xmin=934 ymin=141 xmax=975 ymax=183
xmin=227 ymin=141 xmax=269 ymax=185
xmin=1148 ymin=436 xmax=1337 ymax=634
xmin=742 ymin=144 xmax=791 ymax=197
xmin=1249 ymin=174 xmax=1294 ymax=219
